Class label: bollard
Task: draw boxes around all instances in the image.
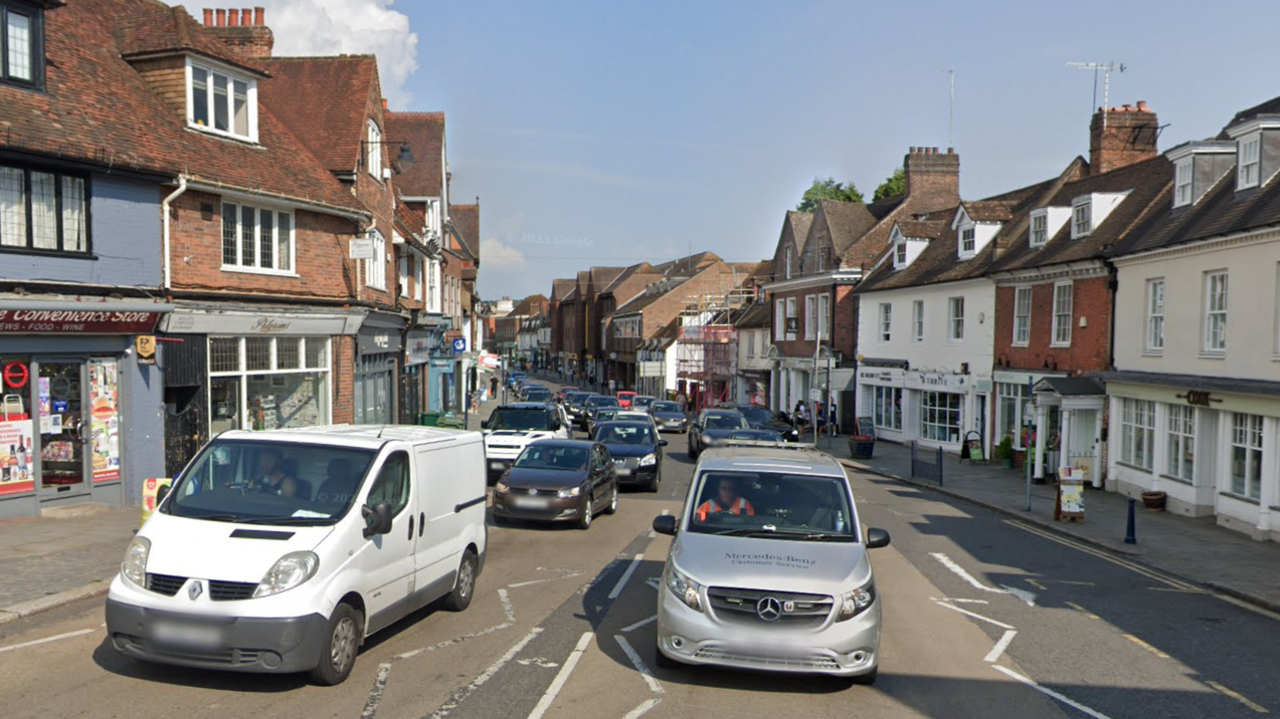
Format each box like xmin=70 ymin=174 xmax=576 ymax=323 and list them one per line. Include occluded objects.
xmin=1124 ymin=497 xmax=1137 ymax=545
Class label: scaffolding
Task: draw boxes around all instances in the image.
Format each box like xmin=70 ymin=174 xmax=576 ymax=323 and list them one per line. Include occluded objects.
xmin=676 ymin=287 xmax=753 ymax=413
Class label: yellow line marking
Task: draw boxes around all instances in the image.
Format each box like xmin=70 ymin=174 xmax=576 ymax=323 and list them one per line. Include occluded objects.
xmin=1123 ymin=634 xmax=1170 ymax=659
xmin=1206 ymin=680 xmax=1270 ymax=714
xmin=1026 ymin=578 xmax=1048 ymax=591
xmin=1065 ymin=602 xmax=1100 ymax=620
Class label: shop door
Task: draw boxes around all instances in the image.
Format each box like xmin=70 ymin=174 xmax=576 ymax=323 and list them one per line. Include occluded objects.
xmin=37 ymin=361 xmax=91 ymax=500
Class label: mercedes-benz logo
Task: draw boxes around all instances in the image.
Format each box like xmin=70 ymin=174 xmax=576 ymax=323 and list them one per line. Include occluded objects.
xmin=756 ymin=596 xmax=782 ymax=622
xmin=188 ymin=580 xmax=203 ymax=601
xmin=528 ymin=488 xmax=538 ymax=497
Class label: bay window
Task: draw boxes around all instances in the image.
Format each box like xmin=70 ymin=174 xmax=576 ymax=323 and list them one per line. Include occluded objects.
xmin=1120 ymin=398 xmax=1155 ymax=470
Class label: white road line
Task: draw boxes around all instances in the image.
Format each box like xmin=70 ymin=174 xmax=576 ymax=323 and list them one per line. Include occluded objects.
xmin=930 ymin=597 xmax=990 ymax=605
xmin=360 ymin=663 xmax=391 ymax=719
xmin=983 ymin=630 xmax=1018 ymax=663
xmin=615 ymin=634 xmax=664 ymax=694
xmin=622 ymin=698 xmax=662 ymax=719
xmin=507 ymin=572 xmax=585 ymax=589
xmin=499 ymin=588 xmax=516 ymax=622
xmin=621 ymin=615 xmax=657 ymax=633
xmin=644 ymin=578 xmax=660 ymax=591
xmin=430 ymin=627 xmax=543 ymax=719
xmin=396 ymin=622 xmax=512 ymax=660
xmin=608 ymin=554 xmax=644 ymax=600
xmin=526 ymin=632 xmax=594 ymax=719
xmin=993 ymin=665 xmax=1117 ymax=719
xmin=0 ymin=628 xmax=95 ymax=654
xmin=930 ymin=552 xmax=1008 ymax=594
xmin=933 ymin=600 xmax=1016 ymax=630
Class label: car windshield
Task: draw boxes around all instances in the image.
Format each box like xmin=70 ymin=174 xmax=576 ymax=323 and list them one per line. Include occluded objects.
xmin=597 ymin=424 xmax=656 ymax=445
xmin=730 ymin=430 xmax=782 ymax=441
xmin=489 ymin=408 xmax=552 ymax=431
xmin=705 ymin=414 xmax=748 ymax=430
xmin=588 ymin=397 xmax=619 ymax=408
xmin=737 ymin=406 xmax=774 ymax=424
xmin=524 ymin=389 xmax=551 ymax=400
xmin=566 ymin=392 xmax=591 ymax=405
xmin=687 ymin=470 xmax=856 ymax=540
xmin=632 ymin=396 xmax=654 ymax=408
xmin=595 ymin=409 xmax=620 ymax=422
xmin=163 ymin=440 xmax=377 ymax=525
xmin=651 ymin=402 xmax=682 ymax=413
xmin=514 ymin=444 xmax=589 ymax=471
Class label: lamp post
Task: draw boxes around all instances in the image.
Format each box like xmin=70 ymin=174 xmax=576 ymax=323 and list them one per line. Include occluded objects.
xmin=813 ymin=342 xmax=835 ymax=449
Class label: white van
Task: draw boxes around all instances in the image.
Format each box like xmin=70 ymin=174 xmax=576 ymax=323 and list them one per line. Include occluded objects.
xmin=481 ymin=402 xmax=571 ymax=483
xmin=105 ymin=425 xmax=488 ymax=685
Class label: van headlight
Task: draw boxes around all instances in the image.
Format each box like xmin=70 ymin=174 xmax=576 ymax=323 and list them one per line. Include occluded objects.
xmin=836 ymin=580 xmax=876 ymax=621
xmin=121 ymin=536 xmax=151 ymax=588
xmin=666 ymin=565 xmax=703 ymax=612
xmin=639 ymin=453 xmax=656 ymax=466
xmin=253 ymin=551 xmax=319 ymax=598
xmin=557 ymin=486 xmax=581 ymax=499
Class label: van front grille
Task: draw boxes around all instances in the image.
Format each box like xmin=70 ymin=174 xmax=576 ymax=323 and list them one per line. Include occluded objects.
xmin=707 ymin=586 xmax=833 ymax=628
xmin=146 ymin=573 xmax=187 ymax=597
xmin=209 ymin=581 xmax=258 ymax=601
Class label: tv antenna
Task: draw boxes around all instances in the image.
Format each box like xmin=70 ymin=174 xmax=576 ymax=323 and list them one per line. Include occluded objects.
xmin=1067 ymin=61 xmax=1126 ymax=133
xmin=945 ymin=69 xmax=955 ymax=149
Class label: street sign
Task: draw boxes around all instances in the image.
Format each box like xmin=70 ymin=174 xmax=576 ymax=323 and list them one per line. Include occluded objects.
xmin=452 ymin=338 xmax=466 ymax=356
xmin=349 ymin=238 xmax=374 ymax=260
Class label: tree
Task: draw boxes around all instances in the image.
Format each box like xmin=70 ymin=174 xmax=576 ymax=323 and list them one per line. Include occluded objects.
xmin=797 ymin=177 xmax=863 ymax=212
xmin=873 ymin=167 xmax=906 ymax=202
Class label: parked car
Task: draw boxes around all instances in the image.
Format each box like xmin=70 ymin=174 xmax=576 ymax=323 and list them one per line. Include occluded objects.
xmin=506 ymin=371 xmax=528 ymax=389
xmin=727 ymin=429 xmax=786 ymax=443
xmin=651 ymin=444 xmax=890 ymax=682
xmin=492 ymin=440 xmax=618 ymax=529
xmin=616 ymin=390 xmax=637 ymax=409
xmin=631 ymin=395 xmax=657 ymax=411
xmin=648 ymin=401 xmax=689 ymax=434
xmin=481 ymin=402 xmax=571 ymax=483
xmin=583 ymin=394 xmax=621 ymax=433
xmin=106 ymin=426 xmax=488 ymax=685
xmin=717 ymin=403 xmax=800 ymax=442
xmin=593 ymin=421 xmax=666 ymax=492
xmin=687 ymin=409 xmax=750 ymax=458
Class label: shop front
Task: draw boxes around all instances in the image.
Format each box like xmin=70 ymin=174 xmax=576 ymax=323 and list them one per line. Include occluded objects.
xmin=858 ymin=362 xmax=981 ymax=451
xmin=428 ymin=358 xmax=455 ymax=412
xmin=355 ymin=315 xmax=405 ymax=425
xmin=402 ymin=327 xmax=439 ymax=423
xmin=0 ymin=300 xmax=169 ymax=518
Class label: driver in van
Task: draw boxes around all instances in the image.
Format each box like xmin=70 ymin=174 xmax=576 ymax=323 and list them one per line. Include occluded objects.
xmin=317 ymin=458 xmax=359 ymax=504
xmin=254 ymin=447 xmax=298 ymax=498
xmin=695 ymin=477 xmax=755 ymax=521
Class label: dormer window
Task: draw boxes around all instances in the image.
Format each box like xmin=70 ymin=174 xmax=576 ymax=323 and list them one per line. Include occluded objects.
xmin=186 ymin=59 xmax=258 ymax=142
xmin=894 ymin=240 xmax=907 ymax=266
xmin=1030 ymin=213 xmax=1048 ymax=247
xmin=1072 ymin=201 xmax=1091 ymax=238
xmin=1174 ymin=160 xmax=1193 ymax=207
xmin=1165 ymin=141 xmax=1236 ymax=208
xmin=960 ymin=227 xmax=975 ymax=254
xmin=1238 ymin=135 xmax=1261 ymax=189
xmin=1 ymin=1 xmax=41 ymax=88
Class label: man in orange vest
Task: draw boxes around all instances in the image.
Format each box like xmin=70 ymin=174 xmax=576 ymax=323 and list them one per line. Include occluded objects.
xmin=696 ymin=477 xmax=755 ymax=522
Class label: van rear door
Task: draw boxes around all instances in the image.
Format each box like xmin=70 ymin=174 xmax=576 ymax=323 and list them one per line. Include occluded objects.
xmin=359 ymin=449 xmax=418 ymax=632
xmin=415 ymin=439 xmax=485 ymax=596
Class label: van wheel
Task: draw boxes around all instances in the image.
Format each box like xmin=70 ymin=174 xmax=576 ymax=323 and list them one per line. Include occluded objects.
xmin=442 ymin=550 xmax=478 ymax=612
xmin=654 ymin=641 xmax=679 ymax=669
xmin=577 ymin=496 xmax=593 ymax=530
xmin=604 ymin=484 xmax=618 ymax=514
xmin=310 ymin=603 xmax=362 ymax=686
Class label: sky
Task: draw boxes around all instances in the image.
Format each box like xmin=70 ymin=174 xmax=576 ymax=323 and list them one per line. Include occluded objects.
xmin=173 ymin=0 xmax=1280 ymax=301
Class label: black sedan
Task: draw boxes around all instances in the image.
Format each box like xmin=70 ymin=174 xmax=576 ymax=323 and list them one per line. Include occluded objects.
xmin=687 ymin=409 xmax=750 ymax=458
xmin=727 ymin=429 xmax=786 ymax=443
xmin=491 ymin=440 xmax=617 ymax=530
xmin=583 ymin=394 xmax=620 ymax=432
xmin=648 ymin=400 xmax=689 ymax=434
xmin=563 ymin=391 xmax=595 ymax=427
xmin=593 ymin=421 xmax=667 ymax=492
xmin=717 ymin=402 xmax=801 ymax=442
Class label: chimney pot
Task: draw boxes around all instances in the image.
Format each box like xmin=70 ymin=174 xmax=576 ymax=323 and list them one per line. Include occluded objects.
xmin=243 ymin=8 xmax=253 ymax=26
xmin=947 ymin=147 xmax=955 ymax=154
xmin=203 ymin=8 xmax=213 ymax=25
xmin=255 ymin=7 xmax=265 ymax=26
xmin=227 ymin=9 xmax=239 ymax=26
xmin=1137 ymin=100 xmax=1149 ymax=112
xmin=215 ymin=8 xmax=226 ymax=26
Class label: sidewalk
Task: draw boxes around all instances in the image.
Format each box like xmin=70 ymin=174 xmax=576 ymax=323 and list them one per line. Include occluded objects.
xmin=833 ymin=437 xmax=1280 ymax=613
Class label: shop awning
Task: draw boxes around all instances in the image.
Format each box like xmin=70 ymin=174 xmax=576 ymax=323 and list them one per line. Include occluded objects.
xmin=1035 ymin=377 xmax=1106 ymax=396
xmin=162 ymin=304 xmax=366 ymax=335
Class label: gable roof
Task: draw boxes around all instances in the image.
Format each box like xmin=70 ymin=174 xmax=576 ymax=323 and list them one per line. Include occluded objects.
xmin=385 ymin=111 xmax=446 ymax=197
xmin=551 ymin=279 xmax=577 ymax=302
xmin=118 ymin=1 xmax=268 ymax=76
xmin=449 ymin=204 xmax=480 ymax=260
xmin=787 ymin=210 xmax=815 ymax=253
xmin=258 ymin=55 xmax=379 ymax=174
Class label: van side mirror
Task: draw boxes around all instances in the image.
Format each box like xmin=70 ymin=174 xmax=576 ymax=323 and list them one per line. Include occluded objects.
xmin=362 ymin=503 xmax=394 ymax=539
xmin=652 ymin=514 xmax=678 ymax=536
xmin=866 ymin=527 xmax=891 ymax=549
xmin=156 ymin=484 xmax=171 ymax=505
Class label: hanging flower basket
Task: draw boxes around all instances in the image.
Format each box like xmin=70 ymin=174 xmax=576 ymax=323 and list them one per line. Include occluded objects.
xmin=848 ymin=435 xmax=876 ymax=459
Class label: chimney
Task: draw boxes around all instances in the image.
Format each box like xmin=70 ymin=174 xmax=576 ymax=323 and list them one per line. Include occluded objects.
xmin=903 ymin=146 xmax=960 ymax=214
xmin=203 ymin=8 xmax=213 ymax=25
xmin=204 ymin=7 xmax=274 ymax=59
xmin=1090 ymin=101 xmax=1158 ymax=175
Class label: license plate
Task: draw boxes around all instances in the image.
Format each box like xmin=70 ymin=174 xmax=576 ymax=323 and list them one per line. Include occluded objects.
xmin=490 ymin=461 xmax=507 ymax=470
xmin=151 ymin=620 xmax=224 ymax=648
xmin=513 ymin=496 xmax=550 ymax=509
xmin=616 ymin=468 xmax=632 ymax=476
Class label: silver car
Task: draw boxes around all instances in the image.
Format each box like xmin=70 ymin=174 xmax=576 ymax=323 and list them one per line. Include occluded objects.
xmin=651 ymin=445 xmax=889 ymax=683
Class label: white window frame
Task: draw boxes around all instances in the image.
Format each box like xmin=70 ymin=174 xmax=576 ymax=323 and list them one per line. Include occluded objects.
xmin=1203 ymin=270 xmax=1228 ymax=354
xmin=775 ymin=298 xmax=786 ymax=341
xmin=746 ymin=331 xmax=756 ymax=358
xmin=817 ymin=293 xmax=831 ymax=341
xmin=878 ymin=302 xmax=891 ymax=343
xmin=367 ymin=119 xmax=383 ymax=179
xmin=785 ymin=246 xmax=793 ymax=279
xmin=365 ymin=230 xmax=387 ymax=290
xmin=920 ymin=391 xmax=963 ymax=444
xmin=207 ymin=336 xmax=332 ymax=430
xmin=220 ymin=202 xmax=295 ymax=275
xmin=804 ymin=294 xmax=817 ymax=340
xmin=1051 ymin=281 xmax=1073 ymax=347
xmin=1030 ymin=211 xmax=1048 ymax=247
xmin=1071 ymin=199 xmax=1092 ymax=239
xmin=1238 ymin=134 xmax=1261 ymax=189
xmin=1120 ymin=398 xmax=1155 ymax=471
xmin=1230 ymin=413 xmax=1264 ymax=499
xmin=185 ymin=58 xmax=259 ymax=143
xmin=894 ymin=241 xmax=907 ymax=267
xmin=996 ymin=383 xmax=1027 ymax=449
xmin=912 ymin=300 xmax=924 ymax=343
xmin=960 ymin=225 xmax=976 ymax=255
xmin=1174 ymin=159 xmax=1193 ymax=207
xmin=948 ymin=297 xmax=964 ymax=342
xmin=414 ymin=254 xmax=424 ymax=302
xmin=1013 ymin=286 xmax=1032 ymax=346
xmin=1166 ymin=404 xmax=1195 ymax=482
xmin=398 ymin=254 xmax=410 ymax=298
xmin=785 ymin=297 xmax=797 ymax=340
xmin=1146 ymin=278 xmax=1164 ymax=352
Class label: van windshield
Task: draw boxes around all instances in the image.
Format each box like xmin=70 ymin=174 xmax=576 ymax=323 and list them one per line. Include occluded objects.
xmin=163 ymin=439 xmax=377 ymax=526
xmin=489 ymin=408 xmax=552 ymax=431
xmin=687 ymin=470 xmax=857 ymax=541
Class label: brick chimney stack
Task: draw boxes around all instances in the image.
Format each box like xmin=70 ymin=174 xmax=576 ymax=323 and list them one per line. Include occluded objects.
xmin=1090 ymin=101 xmax=1158 ymax=175
xmin=203 ymin=6 xmax=274 ymax=60
xmin=903 ymin=146 xmax=960 ymax=214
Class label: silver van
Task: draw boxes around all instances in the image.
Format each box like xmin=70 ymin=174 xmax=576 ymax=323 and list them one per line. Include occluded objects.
xmin=651 ymin=445 xmax=889 ymax=684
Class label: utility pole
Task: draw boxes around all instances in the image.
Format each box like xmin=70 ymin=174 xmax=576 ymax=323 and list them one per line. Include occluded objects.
xmin=945 ymin=69 xmax=955 ymax=149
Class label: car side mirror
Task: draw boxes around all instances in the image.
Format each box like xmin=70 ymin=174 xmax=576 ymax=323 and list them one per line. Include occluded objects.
xmin=480 ymin=419 xmax=490 ymax=429
xmin=866 ymin=527 xmax=891 ymax=549
xmin=652 ymin=514 xmax=678 ymax=536
xmin=362 ymin=503 xmax=394 ymax=539
xmin=156 ymin=484 xmax=171 ymax=505
xmin=659 ymin=439 xmax=668 ymax=447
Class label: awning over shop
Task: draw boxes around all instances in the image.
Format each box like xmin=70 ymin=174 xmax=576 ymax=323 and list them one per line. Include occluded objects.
xmin=1034 ymin=377 xmax=1106 ymax=396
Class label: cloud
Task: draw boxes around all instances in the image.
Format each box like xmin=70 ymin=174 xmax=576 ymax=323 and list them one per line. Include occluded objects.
xmin=168 ymin=1 xmax=418 ymax=105
xmin=477 ymin=234 xmax=541 ymax=300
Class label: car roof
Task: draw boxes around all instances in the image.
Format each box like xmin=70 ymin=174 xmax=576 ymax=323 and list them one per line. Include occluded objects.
xmin=703 ymin=409 xmax=743 ymax=416
xmin=595 ymin=420 xmax=655 ymax=430
xmin=219 ymin=425 xmax=479 ymax=449
xmin=529 ymin=438 xmax=597 ymax=449
xmin=498 ymin=402 xmax=554 ymax=410
xmin=697 ymin=445 xmax=843 ymax=476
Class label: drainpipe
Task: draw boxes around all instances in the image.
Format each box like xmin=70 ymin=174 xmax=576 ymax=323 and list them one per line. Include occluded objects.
xmin=162 ymin=176 xmax=189 ymax=290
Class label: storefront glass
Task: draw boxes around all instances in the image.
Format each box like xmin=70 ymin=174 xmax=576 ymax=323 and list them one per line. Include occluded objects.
xmin=1 ymin=356 xmax=35 ymax=496
xmin=920 ymin=391 xmax=963 ymax=443
xmin=208 ymin=336 xmax=331 ymax=432
xmin=355 ymin=354 xmax=395 ymax=424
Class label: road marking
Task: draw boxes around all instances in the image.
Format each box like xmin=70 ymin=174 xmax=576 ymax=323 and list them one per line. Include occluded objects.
xmin=609 ymin=554 xmax=644 ymax=600
xmin=430 ymin=627 xmax=543 ymax=719
xmin=1065 ymin=602 xmax=1101 ymax=620
xmin=1206 ymin=680 xmax=1270 ymax=714
xmin=622 ymin=615 xmax=657 ymax=633
xmin=1005 ymin=521 xmax=1200 ymax=591
xmin=396 ymin=622 xmax=512 ymax=660
xmin=1002 ymin=584 xmax=1038 ymax=607
xmin=933 ymin=600 xmax=1015 ymax=630
xmin=507 ymin=573 xmax=585 ymax=589
xmin=615 ymin=634 xmax=664 ymax=694
xmin=1123 ymin=634 xmax=1170 ymax=659
xmin=1051 ymin=580 xmax=1096 ymax=586
xmin=930 ymin=597 xmax=990 ymax=605
xmin=1148 ymin=586 xmax=1204 ymax=594
xmin=929 ymin=552 xmax=1009 ymax=594
xmin=1026 ymin=578 xmax=1047 ymax=591
xmin=0 ymin=628 xmax=95 ymax=654
xmin=360 ymin=663 xmax=391 ymax=719
xmin=526 ymin=632 xmax=593 ymax=719
xmin=622 ymin=698 xmax=662 ymax=719
xmin=499 ymin=588 xmax=516 ymax=622
xmin=993 ymin=665 xmax=1117 ymax=719
xmin=983 ymin=629 xmax=1017 ymax=663
xmin=644 ymin=577 xmax=660 ymax=591
xmin=517 ymin=657 xmax=560 ymax=668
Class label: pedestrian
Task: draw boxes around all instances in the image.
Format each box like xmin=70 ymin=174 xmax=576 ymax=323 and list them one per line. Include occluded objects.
xmin=489 ymin=375 xmax=499 ymax=399
xmin=608 ymin=377 xmax=617 ymax=395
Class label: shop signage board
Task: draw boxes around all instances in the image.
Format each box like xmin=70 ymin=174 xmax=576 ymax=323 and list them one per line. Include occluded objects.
xmin=162 ymin=311 xmax=361 ymax=336
xmin=135 ymin=335 xmax=157 ymax=366
xmin=1055 ymin=468 xmax=1086 ymax=522
xmin=452 ymin=338 xmax=466 ymax=356
xmin=0 ymin=419 xmax=35 ymax=495
xmin=0 ymin=309 xmax=162 ymax=334
xmin=856 ymin=416 xmax=876 ymax=439
xmin=349 ymin=238 xmax=375 ymax=259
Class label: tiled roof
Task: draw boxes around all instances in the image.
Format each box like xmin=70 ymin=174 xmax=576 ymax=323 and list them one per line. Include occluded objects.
xmin=449 ymin=204 xmax=480 ymax=259
xmin=733 ymin=301 xmax=771 ymax=329
xmin=821 ymin=199 xmax=897 ymax=258
xmin=393 ymin=200 xmax=424 ymax=244
xmin=258 ymin=55 xmax=379 ymax=174
xmin=0 ymin=0 xmax=362 ymax=215
xmin=748 ymin=259 xmax=774 ymax=281
xmin=551 ymin=279 xmax=577 ymax=302
xmin=855 ymin=213 xmax=975 ymax=293
xmin=895 ymin=219 xmax=948 ymax=240
xmin=385 ymin=112 xmax=446 ymax=197
xmin=788 ymin=211 xmax=815 ymax=253
xmin=961 ymin=200 xmax=1014 ymax=222
xmin=599 ymin=263 xmax=654 ymax=295
xmin=509 ymin=294 xmax=547 ymax=317
xmin=118 ymin=2 xmax=268 ymax=76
